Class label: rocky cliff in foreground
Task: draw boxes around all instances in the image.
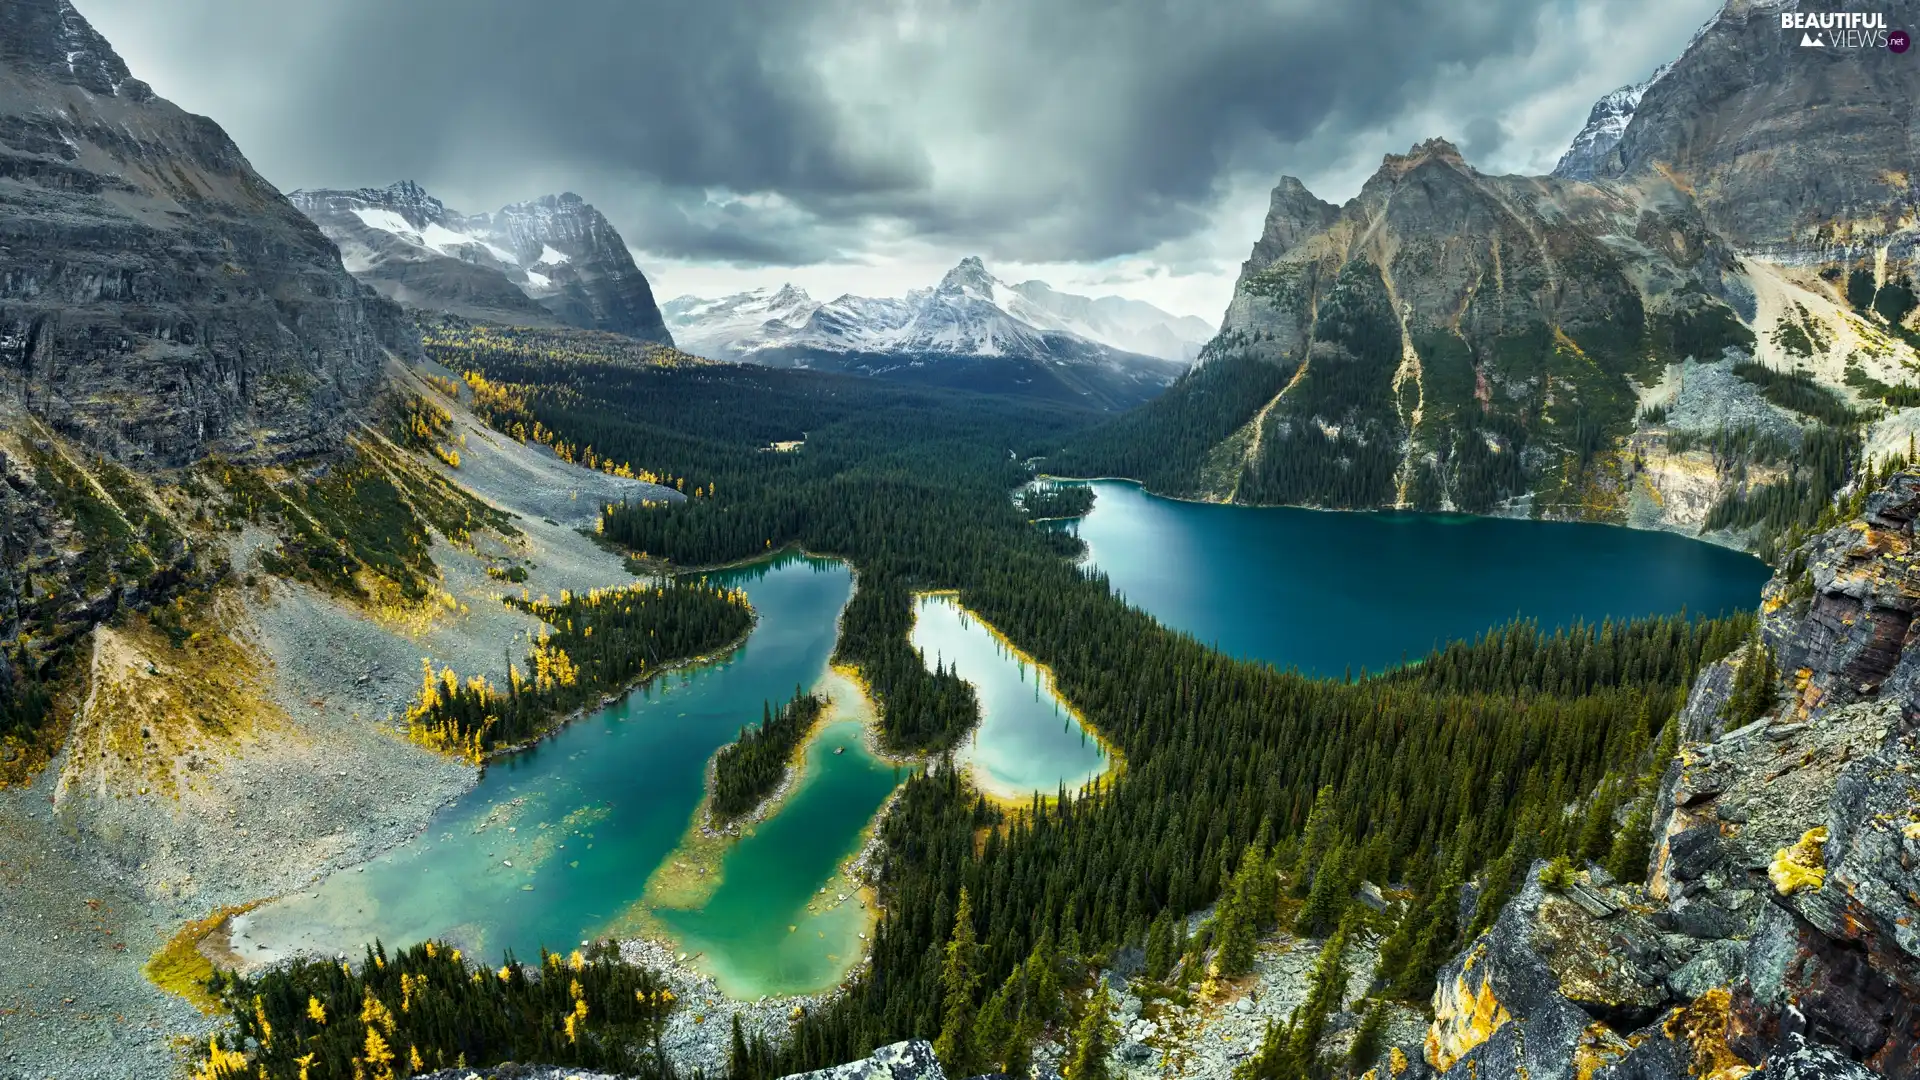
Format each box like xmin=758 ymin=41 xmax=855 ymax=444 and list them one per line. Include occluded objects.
xmin=0 ymin=0 xmax=407 ymax=466
xmin=1420 ymin=471 xmax=1920 ymax=1078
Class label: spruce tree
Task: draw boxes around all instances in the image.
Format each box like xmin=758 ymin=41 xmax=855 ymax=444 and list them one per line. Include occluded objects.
xmin=934 ymin=887 xmax=983 ymax=1075
xmin=728 ymin=1014 xmax=753 ymax=1080
xmin=1293 ymin=841 xmax=1350 ymax=936
xmin=1348 ymin=1002 xmax=1388 ymax=1074
xmin=1065 ymin=980 xmax=1117 ymax=1080
xmin=1145 ymin=909 xmax=1175 ymax=981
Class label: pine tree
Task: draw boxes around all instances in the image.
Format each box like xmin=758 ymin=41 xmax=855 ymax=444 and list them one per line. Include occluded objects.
xmin=1065 ymin=980 xmax=1117 ymax=1080
xmin=1145 ymin=910 xmax=1175 ymax=981
xmin=1606 ymin=793 xmax=1655 ymax=884
xmin=1291 ymin=786 xmax=1337 ymax=893
xmin=1293 ymin=841 xmax=1350 ymax=936
xmin=1348 ymin=1002 xmax=1387 ymax=1074
xmin=934 ymin=888 xmax=984 ymax=1075
xmin=1234 ymin=1018 xmax=1303 ymax=1080
xmin=1724 ymin=634 xmax=1777 ymax=731
xmin=728 ymin=1014 xmax=753 ymax=1080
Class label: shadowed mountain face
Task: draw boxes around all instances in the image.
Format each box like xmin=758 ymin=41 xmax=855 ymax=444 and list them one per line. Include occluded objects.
xmin=0 ymin=0 xmax=406 ymax=466
xmin=1600 ymin=0 xmax=1920 ymax=258
xmin=291 ymin=182 xmax=674 ymax=346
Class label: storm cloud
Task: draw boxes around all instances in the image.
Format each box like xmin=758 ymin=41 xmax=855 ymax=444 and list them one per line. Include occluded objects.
xmin=82 ymin=0 xmax=1719 ymax=277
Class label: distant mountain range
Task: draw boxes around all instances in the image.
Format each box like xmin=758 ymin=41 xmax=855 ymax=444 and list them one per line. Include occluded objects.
xmin=663 ymin=257 xmax=1205 ymax=409
xmin=290 ymin=181 xmax=673 ymax=345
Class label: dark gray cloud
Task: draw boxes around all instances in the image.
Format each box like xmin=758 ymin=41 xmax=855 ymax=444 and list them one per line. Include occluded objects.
xmin=79 ymin=0 xmax=1720 ymax=270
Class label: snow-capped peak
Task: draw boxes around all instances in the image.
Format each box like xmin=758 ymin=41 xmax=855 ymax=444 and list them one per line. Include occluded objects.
xmin=665 ymin=258 xmax=1211 ymax=365
xmin=937 ymin=256 xmax=998 ymax=300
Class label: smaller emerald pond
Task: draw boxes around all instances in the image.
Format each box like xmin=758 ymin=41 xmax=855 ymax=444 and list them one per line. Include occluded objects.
xmin=910 ymin=594 xmax=1110 ymax=801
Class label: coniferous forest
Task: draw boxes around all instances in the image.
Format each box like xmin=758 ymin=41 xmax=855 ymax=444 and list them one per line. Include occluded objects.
xmin=204 ymin=339 xmax=1766 ymax=1078
xmin=711 ymin=689 xmax=826 ymax=822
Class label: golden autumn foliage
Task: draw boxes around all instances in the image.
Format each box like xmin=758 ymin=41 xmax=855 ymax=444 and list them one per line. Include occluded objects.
xmin=193 ymin=939 xmax=675 ymax=1078
xmin=401 ymin=580 xmax=752 ymax=758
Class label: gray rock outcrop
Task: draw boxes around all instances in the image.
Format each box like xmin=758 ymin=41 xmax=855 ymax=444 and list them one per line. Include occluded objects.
xmin=1424 ymin=469 xmax=1920 ymax=1078
xmin=779 ymin=1039 xmax=945 ymax=1080
xmin=1602 ymin=0 xmax=1920 ymax=261
xmin=0 ymin=0 xmax=406 ymax=466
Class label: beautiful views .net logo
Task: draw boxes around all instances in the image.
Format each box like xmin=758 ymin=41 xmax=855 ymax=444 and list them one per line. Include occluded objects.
xmin=1780 ymin=11 xmax=1897 ymax=49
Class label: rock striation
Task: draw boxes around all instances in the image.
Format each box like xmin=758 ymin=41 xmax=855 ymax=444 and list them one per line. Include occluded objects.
xmin=0 ymin=0 xmax=404 ymax=466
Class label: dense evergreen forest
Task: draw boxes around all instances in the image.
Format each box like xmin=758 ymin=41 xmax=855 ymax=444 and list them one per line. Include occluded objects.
xmin=389 ymin=339 xmax=1765 ymax=1078
xmin=711 ymin=689 xmax=826 ymax=822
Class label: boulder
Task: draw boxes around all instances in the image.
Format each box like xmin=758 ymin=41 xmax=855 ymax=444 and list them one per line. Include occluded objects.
xmin=1426 ymin=865 xmax=1671 ymax=1078
xmin=780 ymin=1040 xmax=945 ymax=1080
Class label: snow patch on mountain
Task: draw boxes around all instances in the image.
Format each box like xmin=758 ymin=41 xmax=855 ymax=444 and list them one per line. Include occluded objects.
xmin=289 ymin=181 xmax=674 ymax=344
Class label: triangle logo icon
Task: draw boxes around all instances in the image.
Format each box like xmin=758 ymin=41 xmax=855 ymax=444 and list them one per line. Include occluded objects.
xmin=1800 ymin=31 xmax=1824 ymax=46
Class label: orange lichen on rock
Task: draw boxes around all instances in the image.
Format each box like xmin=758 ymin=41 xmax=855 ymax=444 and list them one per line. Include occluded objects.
xmin=1769 ymin=826 xmax=1829 ymax=895
xmin=1426 ymin=945 xmax=1514 ymax=1071
xmin=1663 ymin=989 xmax=1755 ymax=1080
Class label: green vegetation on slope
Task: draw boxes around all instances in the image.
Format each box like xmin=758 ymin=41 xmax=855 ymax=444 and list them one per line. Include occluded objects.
xmin=403 ymin=579 xmax=754 ymax=760
xmin=1044 ymin=342 xmax=1294 ymax=496
xmin=1238 ymin=261 xmax=1404 ymax=509
xmin=1017 ymin=481 xmax=1096 ymax=521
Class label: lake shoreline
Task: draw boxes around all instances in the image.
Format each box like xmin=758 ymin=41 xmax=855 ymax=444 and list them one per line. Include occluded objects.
xmin=912 ymin=590 xmax=1125 ymax=809
xmin=630 ymin=661 xmax=915 ymax=1000
xmin=1036 ymin=473 xmax=1762 ymax=552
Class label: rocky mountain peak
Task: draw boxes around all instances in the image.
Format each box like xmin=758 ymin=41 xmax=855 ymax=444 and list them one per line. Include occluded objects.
xmin=937 ymin=256 xmax=996 ymax=297
xmin=1551 ymin=79 xmax=1652 ymax=180
xmin=1249 ymin=176 xmax=1340 ymax=268
xmin=288 ymin=180 xmax=451 ymax=229
xmin=1379 ymin=136 xmax=1470 ymax=177
xmin=293 ymin=180 xmax=674 ymax=345
xmin=1591 ymin=0 xmax=1920 ymax=256
xmin=0 ymin=0 xmax=146 ymax=99
xmin=769 ymin=283 xmax=813 ymax=307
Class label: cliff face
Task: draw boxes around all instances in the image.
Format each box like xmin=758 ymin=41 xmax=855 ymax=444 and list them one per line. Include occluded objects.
xmin=1196 ymin=136 xmax=1749 ymax=513
xmin=478 ymin=193 xmax=674 ymax=345
xmin=0 ymin=0 xmax=404 ymax=467
xmin=1604 ymin=0 xmax=1920 ymax=260
xmin=1422 ymin=471 xmax=1920 ymax=1079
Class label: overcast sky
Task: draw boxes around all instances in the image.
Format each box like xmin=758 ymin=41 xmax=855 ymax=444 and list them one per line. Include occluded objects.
xmin=82 ymin=0 xmax=1719 ymax=321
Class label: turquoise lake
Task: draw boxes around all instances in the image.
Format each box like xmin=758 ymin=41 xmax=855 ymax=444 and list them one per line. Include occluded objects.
xmin=232 ymin=553 xmax=904 ymax=998
xmin=910 ymin=594 xmax=1110 ymax=801
xmin=226 ymin=483 xmax=1770 ymax=1003
xmin=1065 ymin=480 xmax=1773 ymax=675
